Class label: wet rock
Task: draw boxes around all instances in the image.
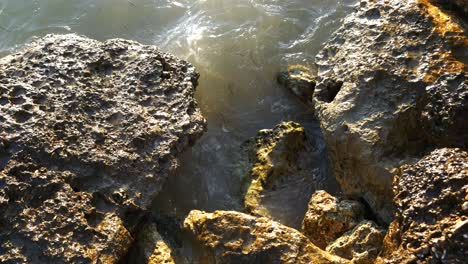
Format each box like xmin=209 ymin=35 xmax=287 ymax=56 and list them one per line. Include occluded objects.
xmin=242 ymin=121 xmax=338 ymax=228
xmin=378 ymin=148 xmax=468 ymax=263
xmin=326 ymin=220 xmax=385 ymax=264
xmin=183 ymin=210 xmax=350 ymax=264
xmin=313 ymin=0 xmax=467 ymax=223
xmin=0 ymin=34 xmax=206 ymax=262
xmin=301 ymin=190 xmax=366 ymax=249
xmin=133 ymin=222 xmax=175 ymax=264
xmin=277 ymin=65 xmax=317 ymax=104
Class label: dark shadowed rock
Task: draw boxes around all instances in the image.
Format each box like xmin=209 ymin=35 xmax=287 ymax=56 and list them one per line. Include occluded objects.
xmin=183 ymin=210 xmax=350 ymax=264
xmin=378 ymin=148 xmax=468 ymax=263
xmin=0 ymin=34 xmax=206 ymax=263
xmin=313 ymin=0 xmax=467 ymax=223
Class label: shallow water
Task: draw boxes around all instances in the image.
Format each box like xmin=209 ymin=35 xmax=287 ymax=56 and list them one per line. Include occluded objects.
xmin=0 ymin=0 xmax=356 ymax=228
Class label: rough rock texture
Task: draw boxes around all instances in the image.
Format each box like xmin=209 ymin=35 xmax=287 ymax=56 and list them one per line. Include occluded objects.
xmin=301 ymin=190 xmax=366 ymax=249
xmin=242 ymin=121 xmax=337 ymax=228
xmin=378 ymin=148 xmax=468 ymax=263
xmin=0 ymin=34 xmax=205 ymax=263
xmin=277 ymin=65 xmax=317 ymax=104
xmin=132 ymin=222 xmax=175 ymax=264
xmin=183 ymin=210 xmax=349 ymax=264
xmin=327 ymin=220 xmax=385 ymax=264
xmin=313 ymin=0 xmax=467 ymax=223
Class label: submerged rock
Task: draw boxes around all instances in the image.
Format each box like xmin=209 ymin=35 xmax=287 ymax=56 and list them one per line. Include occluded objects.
xmin=132 ymin=222 xmax=175 ymax=264
xmin=242 ymin=121 xmax=337 ymax=228
xmin=183 ymin=210 xmax=349 ymax=264
xmin=0 ymin=34 xmax=206 ymax=262
xmin=301 ymin=190 xmax=366 ymax=249
xmin=327 ymin=220 xmax=385 ymax=264
xmin=378 ymin=148 xmax=468 ymax=263
xmin=277 ymin=65 xmax=317 ymax=104
xmin=313 ymin=0 xmax=467 ymax=223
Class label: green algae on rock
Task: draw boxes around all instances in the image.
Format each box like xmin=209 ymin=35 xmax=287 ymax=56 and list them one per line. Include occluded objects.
xmin=242 ymin=121 xmax=338 ymax=228
xmin=0 ymin=34 xmax=206 ymax=263
xmin=183 ymin=210 xmax=350 ymax=264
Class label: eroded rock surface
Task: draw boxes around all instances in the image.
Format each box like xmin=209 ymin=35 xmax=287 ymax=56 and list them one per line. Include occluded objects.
xmin=327 ymin=220 xmax=385 ymax=264
xmin=242 ymin=121 xmax=338 ymax=228
xmin=301 ymin=190 xmax=366 ymax=249
xmin=132 ymin=222 xmax=175 ymax=264
xmin=378 ymin=148 xmax=468 ymax=263
xmin=0 ymin=34 xmax=206 ymax=263
xmin=313 ymin=0 xmax=467 ymax=223
xmin=183 ymin=210 xmax=349 ymax=264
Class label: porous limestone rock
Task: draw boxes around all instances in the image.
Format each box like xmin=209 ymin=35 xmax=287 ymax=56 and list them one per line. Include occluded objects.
xmin=183 ymin=210 xmax=350 ymax=264
xmin=277 ymin=65 xmax=317 ymax=104
xmin=326 ymin=220 xmax=385 ymax=264
xmin=301 ymin=190 xmax=366 ymax=249
xmin=378 ymin=148 xmax=468 ymax=263
xmin=313 ymin=0 xmax=467 ymax=223
xmin=0 ymin=34 xmax=206 ymax=263
xmin=242 ymin=121 xmax=338 ymax=228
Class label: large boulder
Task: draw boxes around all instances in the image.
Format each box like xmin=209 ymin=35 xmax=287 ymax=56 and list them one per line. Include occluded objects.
xmin=0 ymin=34 xmax=205 ymax=263
xmin=242 ymin=121 xmax=338 ymax=228
xmin=183 ymin=210 xmax=349 ymax=264
xmin=301 ymin=190 xmax=366 ymax=249
xmin=313 ymin=0 xmax=467 ymax=223
xmin=378 ymin=148 xmax=468 ymax=263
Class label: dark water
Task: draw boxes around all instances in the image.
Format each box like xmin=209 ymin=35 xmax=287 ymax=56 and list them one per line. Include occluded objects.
xmin=0 ymin=0 xmax=357 ymax=228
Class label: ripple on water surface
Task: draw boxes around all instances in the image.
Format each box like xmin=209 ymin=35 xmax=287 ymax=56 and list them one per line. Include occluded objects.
xmin=0 ymin=0 xmax=357 ymax=227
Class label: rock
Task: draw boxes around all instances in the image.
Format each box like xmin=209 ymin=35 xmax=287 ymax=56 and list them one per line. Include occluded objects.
xmin=242 ymin=121 xmax=338 ymax=228
xmin=277 ymin=65 xmax=317 ymax=104
xmin=301 ymin=190 xmax=366 ymax=249
xmin=313 ymin=0 xmax=467 ymax=223
xmin=378 ymin=148 xmax=468 ymax=263
xmin=133 ymin=222 xmax=175 ymax=264
xmin=0 ymin=34 xmax=206 ymax=262
xmin=183 ymin=210 xmax=350 ymax=264
xmin=326 ymin=220 xmax=385 ymax=264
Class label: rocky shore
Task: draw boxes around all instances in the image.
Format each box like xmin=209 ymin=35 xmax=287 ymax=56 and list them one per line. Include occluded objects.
xmin=0 ymin=0 xmax=466 ymax=263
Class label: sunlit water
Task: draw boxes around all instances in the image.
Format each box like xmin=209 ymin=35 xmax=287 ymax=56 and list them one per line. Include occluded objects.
xmin=0 ymin=0 xmax=357 ymax=250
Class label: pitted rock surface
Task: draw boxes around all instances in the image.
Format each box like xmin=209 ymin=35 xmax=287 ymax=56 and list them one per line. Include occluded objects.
xmin=313 ymin=0 xmax=467 ymax=223
xmin=378 ymin=148 xmax=468 ymax=263
xmin=0 ymin=34 xmax=205 ymax=263
xmin=184 ymin=210 xmax=349 ymax=264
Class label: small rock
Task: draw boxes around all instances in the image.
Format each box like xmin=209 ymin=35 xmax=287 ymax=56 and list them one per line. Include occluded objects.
xmin=133 ymin=222 xmax=175 ymax=264
xmin=302 ymin=191 xmax=366 ymax=249
xmin=326 ymin=220 xmax=385 ymax=264
xmin=277 ymin=65 xmax=317 ymax=104
xmin=242 ymin=121 xmax=337 ymax=228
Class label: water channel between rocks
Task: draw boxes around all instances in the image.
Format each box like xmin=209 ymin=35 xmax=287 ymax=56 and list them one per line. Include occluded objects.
xmin=0 ymin=0 xmax=357 ymax=231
